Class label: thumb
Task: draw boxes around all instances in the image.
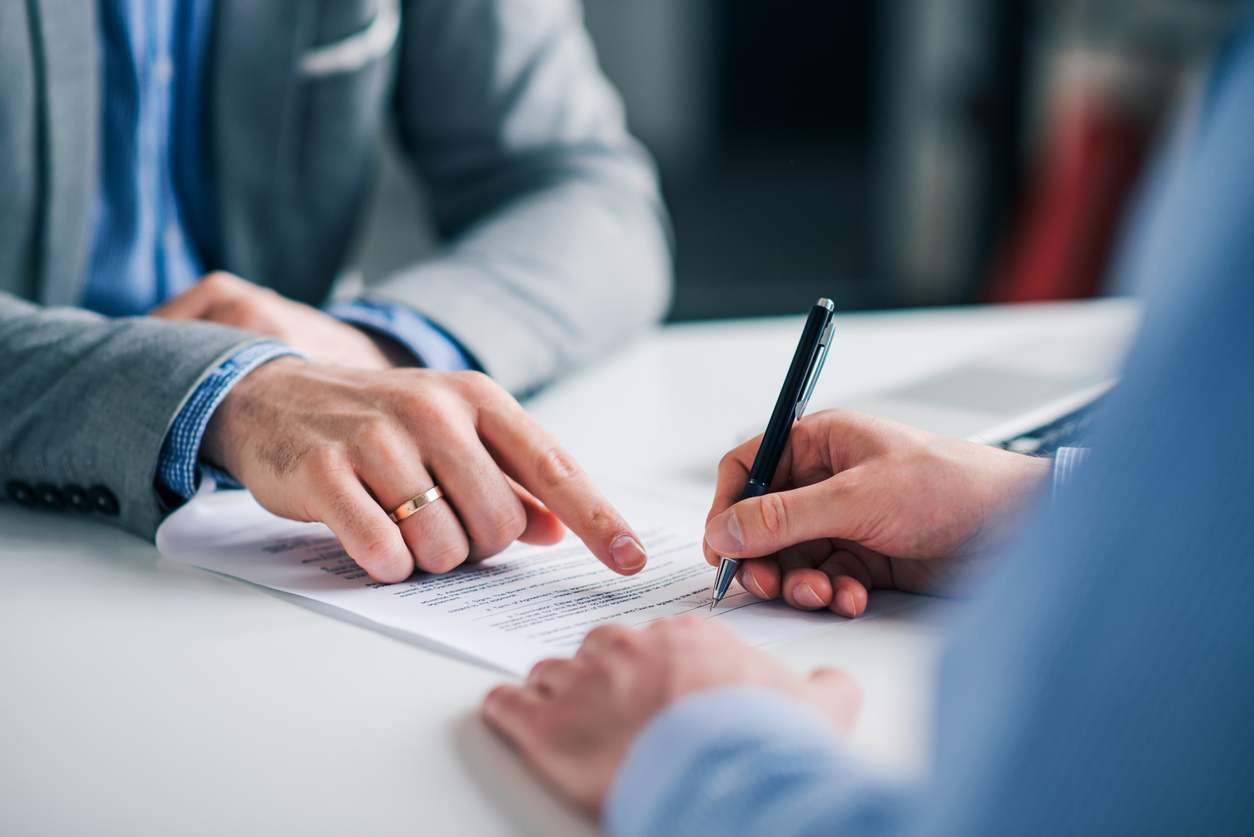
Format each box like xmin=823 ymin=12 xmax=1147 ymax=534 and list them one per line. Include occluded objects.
xmin=804 ymin=667 xmax=862 ymax=730
xmin=704 ymin=478 xmax=857 ymax=558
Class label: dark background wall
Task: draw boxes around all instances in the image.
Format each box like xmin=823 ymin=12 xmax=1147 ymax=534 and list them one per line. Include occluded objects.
xmin=347 ymin=0 xmax=1240 ymax=321
xmin=662 ymin=0 xmax=878 ymax=319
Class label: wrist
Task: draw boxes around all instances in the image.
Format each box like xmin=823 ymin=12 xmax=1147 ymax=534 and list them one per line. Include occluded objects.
xmin=972 ymin=446 xmax=1055 ymax=547
xmin=201 ymin=354 xmax=308 ymax=477
xmin=338 ymin=325 xmax=398 ymax=371
xmin=1007 ymin=446 xmax=1056 ymax=490
xmin=326 ymin=299 xmax=477 ymax=372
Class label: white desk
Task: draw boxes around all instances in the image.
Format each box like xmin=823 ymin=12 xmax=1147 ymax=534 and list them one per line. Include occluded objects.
xmin=0 ymin=300 xmax=1137 ymax=836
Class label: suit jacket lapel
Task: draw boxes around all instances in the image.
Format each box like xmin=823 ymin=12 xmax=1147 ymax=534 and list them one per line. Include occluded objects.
xmin=29 ymin=0 xmax=98 ymax=307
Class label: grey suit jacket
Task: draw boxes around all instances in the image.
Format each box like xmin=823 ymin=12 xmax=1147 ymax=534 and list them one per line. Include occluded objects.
xmin=0 ymin=0 xmax=671 ymax=540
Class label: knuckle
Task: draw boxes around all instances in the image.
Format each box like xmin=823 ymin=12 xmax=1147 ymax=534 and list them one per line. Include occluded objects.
xmin=351 ymin=525 xmax=403 ymax=570
xmin=606 ymin=628 xmax=641 ymax=656
xmin=586 ymin=624 xmax=619 ymax=642
xmin=482 ymin=686 xmax=523 ymax=726
xmin=454 ymin=370 xmax=500 ymax=401
xmin=357 ymin=416 xmax=398 ymax=453
xmin=202 ymin=271 xmax=233 ymax=290
xmin=533 ymin=657 xmax=561 ymax=674
xmin=401 ymin=388 xmax=462 ymax=435
xmin=223 ymin=298 xmax=267 ymax=330
xmin=645 ymin=620 xmax=678 ymax=645
xmin=525 ymin=658 xmax=556 ymax=685
xmin=585 ymin=624 xmax=630 ymax=653
xmin=758 ymin=492 xmax=789 ymax=539
xmin=395 ymin=385 xmax=440 ymax=418
xmin=533 ymin=445 xmax=584 ymax=490
xmin=659 ymin=617 xmax=701 ymax=645
xmin=306 ymin=446 xmax=350 ymax=479
xmin=419 ymin=541 xmax=470 ymax=574
xmin=482 ymin=504 xmax=527 ymax=552
xmin=424 ymin=406 xmax=463 ymax=442
xmin=482 ymin=685 xmax=509 ymax=713
xmin=673 ymin=615 xmax=702 ymax=632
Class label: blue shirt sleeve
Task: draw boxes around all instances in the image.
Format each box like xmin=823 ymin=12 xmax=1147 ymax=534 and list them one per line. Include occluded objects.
xmin=606 ymin=685 xmax=912 ymax=837
xmin=605 ymin=11 xmax=1254 ymax=836
xmin=1051 ymin=446 xmax=1088 ymax=501
xmin=158 ymin=299 xmax=476 ymax=503
xmin=157 ymin=341 xmax=303 ymax=500
xmin=325 ymin=298 xmax=479 ymax=372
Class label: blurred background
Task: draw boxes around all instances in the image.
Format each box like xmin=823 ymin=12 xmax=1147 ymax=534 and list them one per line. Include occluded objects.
xmin=351 ymin=0 xmax=1243 ymax=322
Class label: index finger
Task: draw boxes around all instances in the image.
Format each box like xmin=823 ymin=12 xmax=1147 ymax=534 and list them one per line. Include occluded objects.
xmin=475 ymin=387 xmax=647 ymax=576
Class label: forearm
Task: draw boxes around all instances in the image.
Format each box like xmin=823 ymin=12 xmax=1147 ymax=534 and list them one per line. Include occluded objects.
xmin=0 ymin=292 xmax=266 ymax=538
xmin=606 ymin=686 xmax=914 ymax=837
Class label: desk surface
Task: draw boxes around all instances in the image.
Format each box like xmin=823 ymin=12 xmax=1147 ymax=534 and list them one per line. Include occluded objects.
xmin=0 ymin=300 xmax=1137 ymax=836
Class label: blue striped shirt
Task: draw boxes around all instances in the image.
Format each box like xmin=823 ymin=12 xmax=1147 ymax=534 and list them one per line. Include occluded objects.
xmin=83 ymin=0 xmax=207 ymax=315
xmin=85 ymin=0 xmax=471 ymax=501
xmin=1051 ymin=446 xmax=1087 ymax=500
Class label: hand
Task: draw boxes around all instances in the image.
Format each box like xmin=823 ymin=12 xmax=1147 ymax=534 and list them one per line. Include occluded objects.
xmin=201 ymin=357 xmax=650 ymax=582
xmin=153 ymin=272 xmax=407 ymax=370
xmin=704 ymin=409 xmax=1053 ymax=616
xmin=480 ymin=618 xmax=859 ymax=815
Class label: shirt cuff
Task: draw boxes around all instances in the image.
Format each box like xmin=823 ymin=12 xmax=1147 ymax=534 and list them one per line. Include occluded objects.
xmin=325 ymin=298 xmax=479 ymax=372
xmin=1052 ymin=446 xmax=1090 ymax=502
xmin=605 ymin=685 xmax=908 ymax=837
xmin=157 ymin=342 xmax=303 ymax=500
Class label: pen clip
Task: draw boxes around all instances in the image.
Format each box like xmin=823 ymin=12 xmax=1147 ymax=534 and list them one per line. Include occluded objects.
xmin=794 ymin=320 xmax=835 ymax=421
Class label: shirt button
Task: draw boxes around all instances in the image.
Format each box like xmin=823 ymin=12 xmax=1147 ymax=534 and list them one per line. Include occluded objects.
xmin=88 ymin=485 xmax=120 ymax=516
xmin=64 ymin=484 xmax=92 ymax=514
xmin=5 ymin=480 xmax=36 ymax=507
xmin=35 ymin=483 xmax=66 ymax=511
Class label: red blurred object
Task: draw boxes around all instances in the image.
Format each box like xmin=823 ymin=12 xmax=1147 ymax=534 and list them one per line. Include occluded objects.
xmin=985 ymin=99 xmax=1152 ymax=302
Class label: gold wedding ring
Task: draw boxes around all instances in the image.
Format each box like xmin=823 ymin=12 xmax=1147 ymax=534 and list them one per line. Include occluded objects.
xmin=388 ymin=486 xmax=444 ymax=523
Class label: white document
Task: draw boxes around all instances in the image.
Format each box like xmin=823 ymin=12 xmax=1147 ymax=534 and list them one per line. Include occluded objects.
xmin=156 ymin=484 xmax=924 ymax=676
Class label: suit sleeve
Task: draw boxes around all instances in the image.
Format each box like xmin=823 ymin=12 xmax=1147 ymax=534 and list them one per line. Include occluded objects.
xmin=376 ymin=0 xmax=673 ymax=396
xmin=0 ymin=292 xmax=267 ymax=539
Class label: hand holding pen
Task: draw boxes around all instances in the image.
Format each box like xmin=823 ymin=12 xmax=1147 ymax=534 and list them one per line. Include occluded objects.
xmin=703 ymin=385 xmax=1053 ymax=618
xmin=708 ymin=298 xmax=836 ymax=608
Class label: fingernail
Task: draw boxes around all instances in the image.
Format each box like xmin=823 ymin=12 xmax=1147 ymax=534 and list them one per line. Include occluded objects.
xmin=836 ymin=588 xmax=857 ymax=618
xmin=794 ymin=583 xmax=824 ymax=609
xmin=705 ymin=511 xmax=744 ymax=555
xmin=611 ymin=534 xmax=647 ymax=571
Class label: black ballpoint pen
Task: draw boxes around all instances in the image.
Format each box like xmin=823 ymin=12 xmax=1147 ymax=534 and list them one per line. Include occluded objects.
xmin=709 ymin=298 xmax=837 ymax=609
